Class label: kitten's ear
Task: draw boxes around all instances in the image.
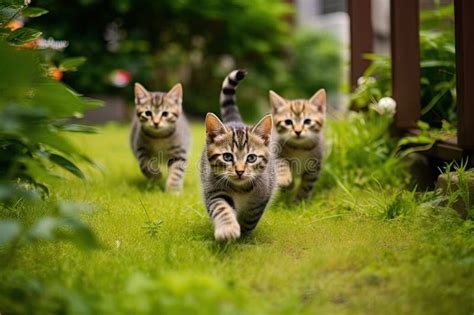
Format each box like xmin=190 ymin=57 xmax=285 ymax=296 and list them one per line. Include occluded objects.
xmin=251 ymin=114 xmax=273 ymax=145
xmin=205 ymin=113 xmax=226 ymax=141
xmin=134 ymin=83 xmax=151 ymax=105
xmin=309 ymin=89 xmax=326 ymax=112
xmin=269 ymin=90 xmax=286 ymax=112
xmin=166 ymin=83 xmax=183 ymax=105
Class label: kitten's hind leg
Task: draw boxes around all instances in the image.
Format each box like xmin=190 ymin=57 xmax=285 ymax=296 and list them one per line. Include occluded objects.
xmin=207 ymin=197 xmax=240 ymax=241
xmin=276 ymin=159 xmax=293 ymax=189
xmin=166 ymin=158 xmax=186 ymax=192
xmin=296 ymin=168 xmax=320 ymax=201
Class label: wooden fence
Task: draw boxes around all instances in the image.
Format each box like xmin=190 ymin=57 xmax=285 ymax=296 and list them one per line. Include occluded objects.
xmin=349 ymin=0 xmax=473 ymax=163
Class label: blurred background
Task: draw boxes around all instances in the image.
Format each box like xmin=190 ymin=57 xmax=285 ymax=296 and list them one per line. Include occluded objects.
xmin=25 ymin=0 xmax=344 ymax=122
xmin=7 ymin=0 xmax=454 ymax=124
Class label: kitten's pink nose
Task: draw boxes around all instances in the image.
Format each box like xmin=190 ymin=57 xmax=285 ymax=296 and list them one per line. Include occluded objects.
xmin=236 ymin=170 xmax=244 ymax=177
xmin=294 ymin=126 xmax=302 ymax=136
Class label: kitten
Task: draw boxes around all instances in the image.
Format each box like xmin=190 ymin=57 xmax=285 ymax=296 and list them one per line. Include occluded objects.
xmin=270 ymin=89 xmax=326 ymax=200
xmin=130 ymin=82 xmax=190 ymax=192
xmin=200 ymin=70 xmax=276 ymax=241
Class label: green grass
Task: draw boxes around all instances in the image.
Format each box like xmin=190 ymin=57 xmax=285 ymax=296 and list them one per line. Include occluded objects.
xmin=1 ymin=120 xmax=474 ymax=315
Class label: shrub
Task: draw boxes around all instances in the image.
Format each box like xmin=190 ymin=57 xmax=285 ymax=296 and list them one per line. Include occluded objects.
xmin=0 ymin=0 xmax=99 ymax=256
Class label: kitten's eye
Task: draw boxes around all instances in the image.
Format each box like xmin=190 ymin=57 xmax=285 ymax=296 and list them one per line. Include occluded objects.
xmin=222 ymin=153 xmax=234 ymax=162
xmin=246 ymin=154 xmax=257 ymax=163
xmin=161 ymin=111 xmax=169 ymax=117
xmin=284 ymin=119 xmax=293 ymax=126
xmin=304 ymin=118 xmax=312 ymax=125
xmin=144 ymin=111 xmax=153 ymax=117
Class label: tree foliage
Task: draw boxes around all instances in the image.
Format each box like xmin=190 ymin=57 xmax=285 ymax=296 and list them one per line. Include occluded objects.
xmin=29 ymin=0 xmax=342 ymax=118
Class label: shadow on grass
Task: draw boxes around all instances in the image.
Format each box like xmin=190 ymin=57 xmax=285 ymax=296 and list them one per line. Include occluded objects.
xmin=206 ymin=230 xmax=273 ymax=258
xmin=190 ymin=218 xmax=273 ymax=257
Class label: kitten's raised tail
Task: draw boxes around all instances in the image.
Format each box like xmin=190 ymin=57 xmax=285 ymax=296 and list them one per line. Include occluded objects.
xmin=220 ymin=69 xmax=247 ymax=123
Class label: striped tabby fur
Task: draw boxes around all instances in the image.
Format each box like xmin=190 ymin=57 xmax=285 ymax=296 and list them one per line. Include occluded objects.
xmin=200 ymin=70 xmax=276 ymax=241
xmin=270 ymin=89 xmax=326 ymax=200
xmin=130 ymin=83 xmax=190 ymax=192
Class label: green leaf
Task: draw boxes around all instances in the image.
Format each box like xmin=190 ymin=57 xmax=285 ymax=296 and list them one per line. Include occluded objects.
xmin=420 ymin=60 xmax=455 ymax=68
xmin=28 ymin=215 xmax=99 ymax=248
xmin=56 ymin=124 xmax=97 ymax=133
xmin=59 ymin=57 xmax=87 ymax=72
xmin=0 ymin=220 xmax=21 ymax=246
xmin=60 ymin=217 xmax=99 ymax=248
xmin=0 ymin=182 xmax=40 ymax=204
xmin=28 ymin=217 xmax=58 ymax=241
xmin=21 ymin=7 xmax=48 ymax=17
xmin=58 ymin=201 xmax=93 ymax=217
xmin=0 ymin=5 xmax=22 ymax=27
xmin=416 ymin=121 xmax=430 ymax=131
xmin=6 ymin=27 xmax=42 ymax=45
xmin=84 ymin=97 xmax=103 ymax=108
xmin=33 ymin=81 xmax=97 ymax=117
xmin=397 ymin=136 xmax=433 ymax=147
xmin=47 ymin=153 xmax=85 ymax=179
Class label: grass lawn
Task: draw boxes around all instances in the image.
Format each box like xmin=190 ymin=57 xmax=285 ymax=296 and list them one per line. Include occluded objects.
xmin=1 ymin=121 xmax=473 ymax=315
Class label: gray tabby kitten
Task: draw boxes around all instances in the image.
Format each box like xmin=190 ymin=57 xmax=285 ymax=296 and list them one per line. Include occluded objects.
xmin=270 ymin=89 xmax=326 ymax=200
xmin=130 ymin=83 xmax=190 ymax=192
xmin=200 ymin=70 xmax=276 ymax=241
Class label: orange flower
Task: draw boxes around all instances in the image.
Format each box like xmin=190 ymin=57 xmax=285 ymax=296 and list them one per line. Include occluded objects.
xmin=6 ymin=19 xmax=23 ymax=31
xmin=18 ymin=39 xmax=38 ymax=50
xmin=49 ymin=68 xmax=63 ymax=81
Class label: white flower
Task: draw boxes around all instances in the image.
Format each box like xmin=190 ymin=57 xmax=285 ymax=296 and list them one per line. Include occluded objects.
xmin=36 ymin=38 xmax=69 ymax=50
xmin=376 ymin=97 xmax=397 ymax=114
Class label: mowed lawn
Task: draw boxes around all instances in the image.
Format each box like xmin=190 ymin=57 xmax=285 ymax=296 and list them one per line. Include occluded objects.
xmin=3 ymin=123 xmax=474 ymax=315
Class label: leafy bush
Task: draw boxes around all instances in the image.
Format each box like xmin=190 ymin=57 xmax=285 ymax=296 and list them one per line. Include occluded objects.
xmin=319 ymin=109 xmax=408 ymax=191
xmin=0 ymin=3 xmax=101 ymax=312
xmin=351 ymin=3 xmax=456 ymax=127
xmin=286 ymin=30 xmax=343 ymax=98
xmin=28 ymin=1 xmax=343 ymax=118
xmin=0 ymin=1 xmax=99 ymax=259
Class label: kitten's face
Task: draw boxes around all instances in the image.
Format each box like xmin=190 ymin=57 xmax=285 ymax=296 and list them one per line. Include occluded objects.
xmin=134 ymin=83 xmax=183 ymax=135
xmin=205 ymin=113 xmax=273 ymax=187
xmin=270 ymin=89 xmax=326 ymax=145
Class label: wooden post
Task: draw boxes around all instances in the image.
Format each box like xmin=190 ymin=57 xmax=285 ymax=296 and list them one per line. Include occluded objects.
xmin=348 ymin=0 xmax=373 ymax=90
xmin=391 ymin=0 xmax=420 ymax=130
xmin=454 ymin=0 xmax=474 ymax=149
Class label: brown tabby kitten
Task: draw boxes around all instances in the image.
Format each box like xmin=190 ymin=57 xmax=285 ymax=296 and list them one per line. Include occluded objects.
xmin=270 ymin=89 xmax=326 ymax=200
xmin=130 ymin=83 xmax=190 ymax=192
xmin=200 ymin=70 xmax=276 ymax=241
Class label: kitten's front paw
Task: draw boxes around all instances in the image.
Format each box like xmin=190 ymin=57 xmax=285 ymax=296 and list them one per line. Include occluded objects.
xmin=165 ymin=184 xmax=182 ymax=194
xmin=214 ymin=222 xmax=241 ymax=242
xmin=277 ymin=174 xmax=293 ymax=188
